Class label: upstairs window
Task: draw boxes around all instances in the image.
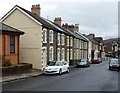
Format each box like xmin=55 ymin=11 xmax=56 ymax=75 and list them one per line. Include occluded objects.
xmin=61 ymin=34 xmax=64 ymax=45
xmin=10 ymin=36 xmax=15 ymax=53
xmin=57 ymin=48 xmax=60 ymax=61
xmin=70 ymin=37 xmax=73 ymax=46
xmin=67 ymin=36 xmax=69 ymax=46
xmin=61 ymin=48 xmax=65 ymax=60
xmin=49 ymin=30 xmax=53 ymax=43
xmin=57 ymin=33 xmax=60 ymax=45
xmin=43 ymin=29 xmax=47 ymax=43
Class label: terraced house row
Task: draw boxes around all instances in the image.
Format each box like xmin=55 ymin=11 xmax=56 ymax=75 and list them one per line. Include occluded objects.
xmin=1 ymin=4 xmax=103 ymax=70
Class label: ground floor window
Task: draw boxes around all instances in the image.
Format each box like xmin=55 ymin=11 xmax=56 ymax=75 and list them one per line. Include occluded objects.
xmin=61 ymin=48 xmax=65 ymax=60
xmin=49 ymin=47 xmax=53 ymax=61
xmin=10 ymin=35 xmax=15 ymax=53
xmin=70 ymin=49 xmax=73 ymax=60
xmin=67 ymin=49 xmax=69 ymax=62
xmin=57 ymin=48 xmax=60 ymax=61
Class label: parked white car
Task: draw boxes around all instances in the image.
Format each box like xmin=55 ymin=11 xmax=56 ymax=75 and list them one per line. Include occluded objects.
xmin=43 ymin=61 xmax=69 ymax=75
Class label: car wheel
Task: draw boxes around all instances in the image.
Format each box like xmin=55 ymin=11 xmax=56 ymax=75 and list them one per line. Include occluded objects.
xmin=66 ymin=67 xmax=69 ymax=73
xmin=59 ymin=68 xmax=62 ymax=75
xmin=88 ymin=64 xmax=90 ymax=67
xmin=109 ymin=66 xmax=111 ymax=70
xmin=76 ymin=65 xmax=79 ymax=68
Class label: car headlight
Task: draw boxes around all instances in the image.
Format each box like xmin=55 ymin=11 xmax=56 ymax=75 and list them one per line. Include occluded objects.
xmin=117 ymin=65 xmax=119 ymax=67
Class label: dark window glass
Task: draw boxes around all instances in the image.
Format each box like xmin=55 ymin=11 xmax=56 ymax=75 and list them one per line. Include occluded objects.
xmin=10 ymin=36 xmax=15 ymax=53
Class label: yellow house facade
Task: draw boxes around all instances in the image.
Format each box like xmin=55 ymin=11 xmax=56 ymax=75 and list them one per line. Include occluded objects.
xmin=1 ymin=6 xmax=43 ymax=69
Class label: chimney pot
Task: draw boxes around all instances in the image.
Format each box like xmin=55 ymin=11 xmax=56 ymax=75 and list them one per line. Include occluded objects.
xmin=31 ymin=4 xmax=41 ymax=16
xmin=54 ymin=17 xmax=62 ymax=26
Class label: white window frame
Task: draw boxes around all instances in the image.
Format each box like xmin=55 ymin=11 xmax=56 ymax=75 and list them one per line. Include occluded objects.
xmin=49 ymin=30 xmax=53 ymax=43
xmin=49 ymin=46 xmax=53 ymax=61
xmin=77 ymin=49 xmax=79 ymax=59
xmin=80 ymin=40 xmax=81 ymax=49
xmin=70 ymin=49 xmax=73 ymax=59
xmin=67 ymin=36 xmax=69 ymax=46
xmin=70 ymin=37 xmax=73 ymax=46
xmin=77 ymin=39 xmax=79 ymax=48
xmin=61 ymin=48 xmax=65 ymax=60
xmin=61 ymin=34 xmax=65 ymax=45
xmin=57 ymin=48 xmax=60 ymax=61
xmin=57 ymin=33 xmax=60 ymax=45
xmin=43 ymin=29 xmax=47 ymax=43
xmin=67 ymin=49 xmax=69 ymax=62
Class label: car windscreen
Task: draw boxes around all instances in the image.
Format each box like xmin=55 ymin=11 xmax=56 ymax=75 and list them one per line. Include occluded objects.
xmin=47 ymin=61 xmax=56 ymax=66
xmin=110 ymin=60 xmax=118 ymax=64
xmin=55 ymin=62 xmax=62 ymax=66
xmin=80 ymin=59 xmax=86 ymax=62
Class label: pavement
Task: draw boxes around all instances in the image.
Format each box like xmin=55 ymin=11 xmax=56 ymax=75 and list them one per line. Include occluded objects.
xmin=1 ymin=65 xmax=75 ymax=83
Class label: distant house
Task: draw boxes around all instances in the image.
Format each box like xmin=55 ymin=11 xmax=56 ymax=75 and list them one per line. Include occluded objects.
xmin=1 ymin=4 xmax=89 ymax=70
xmin=86 ymin=34 xmax=104 ymax=60
xmin=62 ymin=23 xmax=89 ymax=60
xmin=104 ymin=38 xmax=120 ymax=57
xmin=0 ymin=23 xmax=24 ymax=65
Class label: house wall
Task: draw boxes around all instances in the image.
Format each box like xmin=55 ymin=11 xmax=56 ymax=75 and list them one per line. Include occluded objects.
xmin=0 ymin=34 xmax=19 ymax=64
xmin=88 ymin=41 xmax=92 ymax=61
xmin=41 ymin=29 xmax=71 ymax=69
xmin=3 ymin=9 xmax=42 ymax=69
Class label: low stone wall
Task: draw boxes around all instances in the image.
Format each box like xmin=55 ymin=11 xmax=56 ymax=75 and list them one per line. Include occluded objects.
xmin=2 ymin=63 xmax=32 ymax=76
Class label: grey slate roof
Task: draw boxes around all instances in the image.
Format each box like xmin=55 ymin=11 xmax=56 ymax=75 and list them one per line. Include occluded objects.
xmin=0 ymin=22 xmax=24 ymax=35
xmin=1 ymin=5 xmax=88 ymax=41
xmin=89 ymin=38 xmax=99 ymax=44
xmin=75 ymin=31 xmax=88 ymax=42
xmin=15 ymin=5 xmax=86 ymax=40
xmin=16 ymin=5 xmax=69 ymax=35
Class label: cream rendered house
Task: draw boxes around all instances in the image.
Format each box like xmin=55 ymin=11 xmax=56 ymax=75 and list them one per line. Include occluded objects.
xmin=1 ymin=5 xmax=43 ymax=69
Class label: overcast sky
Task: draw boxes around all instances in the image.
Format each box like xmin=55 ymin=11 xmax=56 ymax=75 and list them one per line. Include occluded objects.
xmin=0 ymin=0 xmax=119 ymax=40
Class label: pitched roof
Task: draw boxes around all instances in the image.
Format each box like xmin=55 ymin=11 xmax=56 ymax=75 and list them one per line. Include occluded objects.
xmin=16 ymin=5 xmax=70 ymax=35
xmin=1 ymin=5 xmax=87 ymax=40
xmin=0 ymin=22 xmax=24 ymax=35
xmin=75 ymin=31 xmax=89 ymax=42
xmin=89 ymin=38 xmax=99 ymax=44
xmin=17 ymin=5 xmax=81 ymax=37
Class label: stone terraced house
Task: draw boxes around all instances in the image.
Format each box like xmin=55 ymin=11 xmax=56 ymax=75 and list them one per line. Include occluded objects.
xmin=1 ymin=4 xmax=89 ymax=70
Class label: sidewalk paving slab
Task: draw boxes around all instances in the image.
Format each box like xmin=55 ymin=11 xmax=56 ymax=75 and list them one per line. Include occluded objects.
xmin=1 ymin=65 xmax=75 ymax=83
xmin=1 ymin=69 xmax=43 ymax=83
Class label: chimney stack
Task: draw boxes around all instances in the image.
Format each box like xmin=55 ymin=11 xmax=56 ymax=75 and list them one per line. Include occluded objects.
xmin=75 ymin=24 xmax=79 ymax=32
xmin=31 ymin=4 xmax=41 ymax=16
xmin=54 ymin=17 xmax=62 ymax=26
xmin=62 ymin=23 xmax=69 ymax=29
xmin=68 ymin=24 xmax=75 ymax=32
xmin=87 ymin=34 xmax=95 ymax=39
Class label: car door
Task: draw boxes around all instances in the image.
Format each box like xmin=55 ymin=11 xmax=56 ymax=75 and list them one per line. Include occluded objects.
xmin=62 ymin=61 xmax=68 ymax=72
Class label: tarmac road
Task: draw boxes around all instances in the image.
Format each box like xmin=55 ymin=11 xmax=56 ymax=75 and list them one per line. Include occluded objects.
xmin=2 ymin=60 xmax=118 ymax=91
